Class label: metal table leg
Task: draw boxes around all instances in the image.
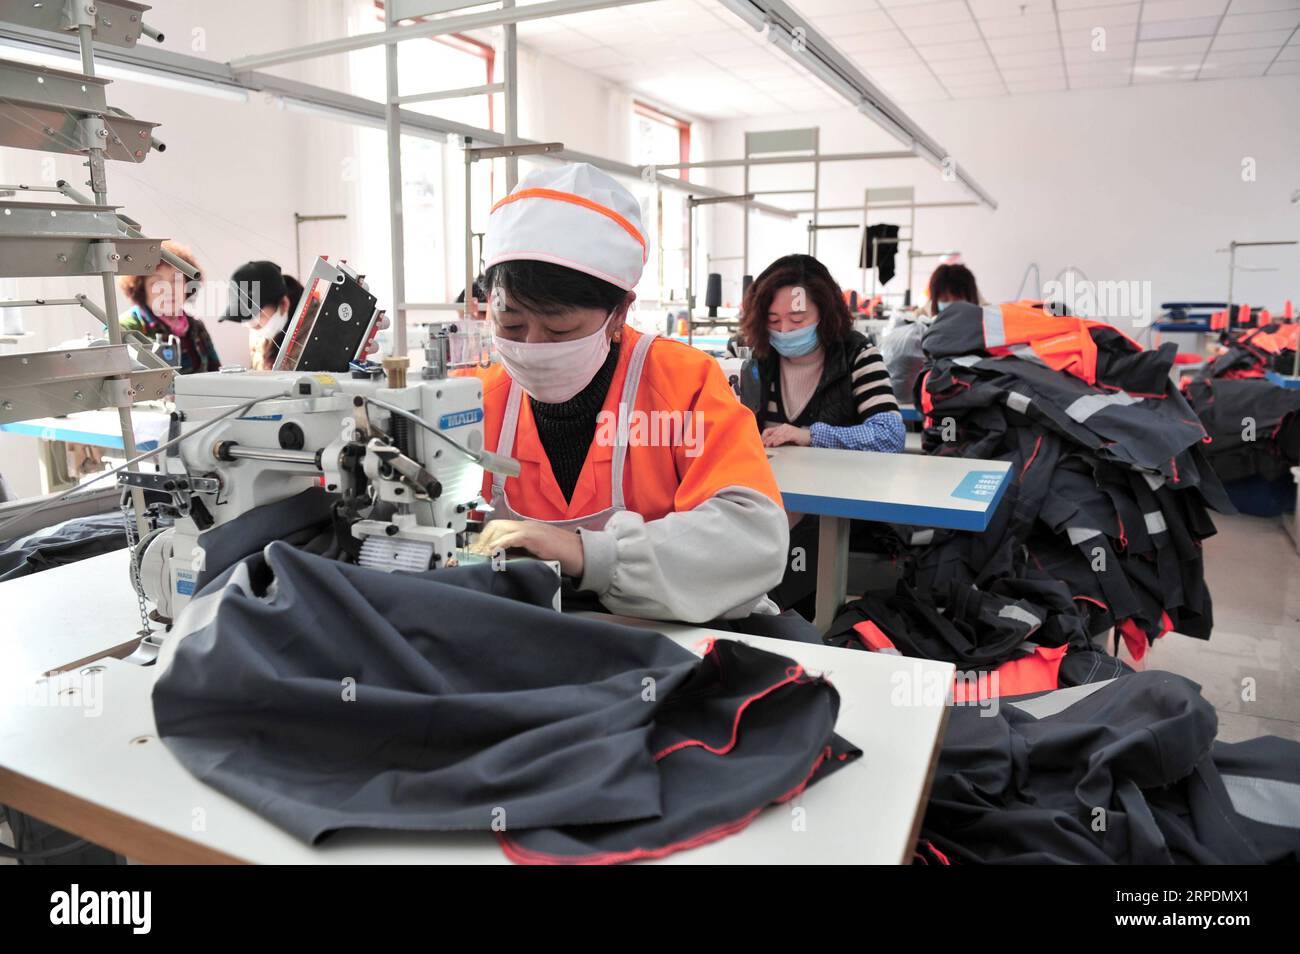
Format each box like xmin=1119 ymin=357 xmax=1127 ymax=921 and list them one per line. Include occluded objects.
xmin=814 ymin=514 xmax=850 ymax=632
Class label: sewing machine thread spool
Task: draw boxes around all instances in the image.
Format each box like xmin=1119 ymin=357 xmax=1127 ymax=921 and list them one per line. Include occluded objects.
xmin=383 ymin=356 xmax=409 ymax=389
xmin=705 ymin=273 xmax=722 ymax=319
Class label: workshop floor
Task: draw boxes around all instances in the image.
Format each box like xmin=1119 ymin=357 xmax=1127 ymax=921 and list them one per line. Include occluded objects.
xmin=1149 ymin=512 xmax=1300 ymax=743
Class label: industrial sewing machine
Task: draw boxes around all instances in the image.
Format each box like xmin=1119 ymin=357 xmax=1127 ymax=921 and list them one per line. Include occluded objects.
xmin=118 ymin=263 xmax=511 ymax=625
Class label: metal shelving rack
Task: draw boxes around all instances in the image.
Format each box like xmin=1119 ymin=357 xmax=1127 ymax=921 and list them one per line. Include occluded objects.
xmin=0 ymin=0 xmax=182 ymax=534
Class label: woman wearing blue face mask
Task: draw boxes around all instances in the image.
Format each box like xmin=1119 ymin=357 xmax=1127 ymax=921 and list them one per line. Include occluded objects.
xmin=740 ymin=254 xmax=903 ymax=453
xmin=740 ymin=254 xmax=904 ymax=619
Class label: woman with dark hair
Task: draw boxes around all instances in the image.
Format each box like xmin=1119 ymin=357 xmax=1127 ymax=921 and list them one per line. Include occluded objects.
xmin=928 ymin=262 xmax=981 ymax=314
xmin=220 ymin=260 xmax=305 ymax=370
xmin=118 ymin=240 xmax=220 ymax=375
xmin=739 ymin=254 xmax=903 ymax=453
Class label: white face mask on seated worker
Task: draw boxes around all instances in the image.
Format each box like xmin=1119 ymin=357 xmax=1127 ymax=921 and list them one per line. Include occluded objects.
xmin=493 ymin=312 xmax=615 ymax=405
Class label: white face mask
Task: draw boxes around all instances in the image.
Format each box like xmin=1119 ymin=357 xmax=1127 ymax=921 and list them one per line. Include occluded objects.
xmin=255 ymin=308 xmax=289 ymax=340
xmin=493 ymin=314 xmax=613 ymax=404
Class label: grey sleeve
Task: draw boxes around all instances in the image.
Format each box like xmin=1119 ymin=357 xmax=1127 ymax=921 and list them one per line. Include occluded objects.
xmin=576 ymin=486 xmax=789 ymax=624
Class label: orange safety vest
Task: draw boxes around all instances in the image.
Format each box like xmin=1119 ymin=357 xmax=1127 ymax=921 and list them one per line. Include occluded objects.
xmin=981 ymin=301 xmax=1142 ymax=386
xmin=473 ymin=326 xmax=780 ymax=522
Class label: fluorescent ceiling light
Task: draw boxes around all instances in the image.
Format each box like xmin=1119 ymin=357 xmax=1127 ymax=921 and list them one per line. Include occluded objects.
xmin=0 ymin=36 xmax=249 ymax=101
xmin=96 ymin=62 xmax=250 ymax=102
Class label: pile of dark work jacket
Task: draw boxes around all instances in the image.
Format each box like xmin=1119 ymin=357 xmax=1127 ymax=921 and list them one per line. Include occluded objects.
xmin=826 ymin=301 xmax=1300 ymax=864
xmin=1183 ymin=321 xmax=1300 ymax=514
xmin=830 ymin=300 xmax=1232 ymax=673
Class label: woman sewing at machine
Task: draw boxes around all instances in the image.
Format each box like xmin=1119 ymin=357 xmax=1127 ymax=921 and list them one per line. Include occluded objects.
xmin=739 ymin=254 xmax=903 ymax=453
xmin=219 ymin=259 xmax=305 ymax=370
xmin=118 ymin=240 xmax=220 ymax=375
xmin=738 ymin=254 xmax=903 ymax=618
xmin=467 ymin=163 xmax=798 ymax=632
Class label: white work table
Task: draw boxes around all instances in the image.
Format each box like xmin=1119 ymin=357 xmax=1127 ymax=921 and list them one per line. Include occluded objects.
xmin=768 ymin=445 xmax=1012 ymax=629
xmin=0 ymin=549 xmax=953 ymax=865
xmin=0 ymin=407 xmax=171 ymax=452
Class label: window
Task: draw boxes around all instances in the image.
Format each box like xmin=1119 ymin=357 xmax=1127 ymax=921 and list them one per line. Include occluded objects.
xmin=632 ymin=101 xmax=689 ymax=182
xmin=631 ymin=102 xmax=692 ymax=309
xmin=373 ymin=2 xmax=494 ymax=131
xmin=356 ymin=3 xmax=501 ymax=330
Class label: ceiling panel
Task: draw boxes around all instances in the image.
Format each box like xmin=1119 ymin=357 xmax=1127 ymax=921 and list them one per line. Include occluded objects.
xmin=969 ymin=0 xmax=1057 ymax=17
xmin=1211 ymin=26 xmax=1297 ymax=46
xmin=1228 ymin=0 xmax=1300 ymax=14
xmin=918 ymin=39 xmax=996 ymax=60
xmin=516 ymin=0 xmax=1300 ymax=123
xmin=978 ymin=13 xmax=1061 ymax=37
xmin=1058 ymin=4 xmax=1143 ymax=30
xmin=928 ymin=54 xmax=1002 ymax=74
xmin=887 ymin=1 xmax=974 ymax=28
xmin=837 ymin=29 xmax=909 ymax=53
xmin=1137 ymin=35 xmax=1215 ymax=54
xmin=811 ymin=10 xmax=896 ymax=33
xmin=1138 ymin=16 xmax=1225 ymax=39
xmin=900 ymin=21 xmax=984 ymax=44
xmin=1143 ymin=0 xmax=1230 ymax=20
xmin=1219 ymin=9 xmax=1300 ymax=29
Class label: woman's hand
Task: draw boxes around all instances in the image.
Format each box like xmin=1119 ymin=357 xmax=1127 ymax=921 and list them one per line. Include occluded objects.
xmin=761 ymin=424 xmax=812 ymax=447
xmin=469 ymin=519 xmax=585 ymax=579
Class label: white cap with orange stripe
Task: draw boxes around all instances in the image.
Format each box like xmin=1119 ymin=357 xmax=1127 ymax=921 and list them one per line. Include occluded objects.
xmin=483 ymin=163 xmax=648 ymax=292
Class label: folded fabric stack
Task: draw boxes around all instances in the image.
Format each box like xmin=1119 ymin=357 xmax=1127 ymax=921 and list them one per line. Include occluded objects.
xmin=830 ymin=301 xmax=1232 ymax=671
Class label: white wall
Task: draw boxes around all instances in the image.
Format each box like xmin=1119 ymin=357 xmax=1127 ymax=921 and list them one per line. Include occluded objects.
xmin=708 ymin=77 xmax=1300 ymax=322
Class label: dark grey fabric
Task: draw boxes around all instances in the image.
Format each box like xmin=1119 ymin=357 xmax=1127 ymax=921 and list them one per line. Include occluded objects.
xmin=192 ymin=485 xmax=337 ymax=592
xmin=923 ymin=671 xmax=1300 ymax=864
xmin=0 ymin=512 xmax=127 ymax=582
xmin=154 ymin=544 xmax=856 ymax=858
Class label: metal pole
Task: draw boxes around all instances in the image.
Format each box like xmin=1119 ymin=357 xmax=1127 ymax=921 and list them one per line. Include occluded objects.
xmin=393 ymin=82 xmax=503 ymax=106
xmin=810 ymin=130 xmax=820 ymax=257
xmin=687 ymin=198 xmax=695 ymax=346
xmin=860 ymin=191 xmax=869 ymax=294
xmin=465 ymin=141 xmax=475 ymax=316
xmin=78 ymin=23 xmax=147 ymax=535
xmin=503 ymin=0 xmax=519 ymax=191
xmin=230 ymin=0 xmax=656 ymax=72
xmin=906 ymin=201 xmax=916 ymax=307
xmin=384 ymin=2 xmax=407 ymax=356
xmin=1226 ymin=241 xmax=1236 ymax=332
xmin=742 ymin=148 xmax=750 ymax=280
xmin=294 ymin=213 xmax=347 ymax=279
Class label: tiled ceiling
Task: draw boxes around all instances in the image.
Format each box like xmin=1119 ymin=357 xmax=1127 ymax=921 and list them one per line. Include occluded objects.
xmin=513 ymin=0 xmax=1300 ymax=116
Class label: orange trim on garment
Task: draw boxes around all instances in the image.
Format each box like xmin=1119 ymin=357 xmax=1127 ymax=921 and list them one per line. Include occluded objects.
xmin=491 ymin=188 xmax=647 ymax=260
xmin=951 ymin=644 xmax=1068 ymax=703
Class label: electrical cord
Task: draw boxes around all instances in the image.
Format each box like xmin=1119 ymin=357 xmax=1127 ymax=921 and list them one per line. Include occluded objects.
xmin=0 ymin=392 xmax=291 ymax=540
xmin=364 ymin=395 xmax=520 ymax=478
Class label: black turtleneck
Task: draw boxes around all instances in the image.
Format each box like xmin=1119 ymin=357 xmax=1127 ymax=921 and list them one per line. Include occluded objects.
xmin=529 ymin=341 xmax=621 ymax=502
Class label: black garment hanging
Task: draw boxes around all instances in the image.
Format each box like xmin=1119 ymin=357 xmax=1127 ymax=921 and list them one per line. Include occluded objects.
xmin=859 ymin=224 xmax=901 ymax=284
xmin=154 ymin=544 xmax=858 ymax=859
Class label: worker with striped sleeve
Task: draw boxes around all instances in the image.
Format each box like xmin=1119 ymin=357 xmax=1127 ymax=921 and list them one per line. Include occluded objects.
xmin=738 ymin=254 xmax=904 ymax=617
xmin=739 ymin=254 xmax=903 ymax=453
